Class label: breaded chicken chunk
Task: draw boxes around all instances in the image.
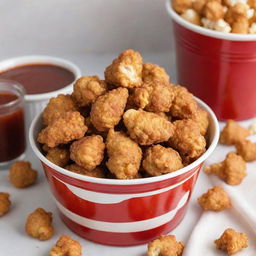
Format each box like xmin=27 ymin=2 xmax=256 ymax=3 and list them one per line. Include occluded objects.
xmin=236 ymin=139 xmax=256 ymax=162
xmin=147 ymin=235 xmax=184 ymax=256
xmin=215 ymin=228 xmax=248 ymax=255
xmin=65 ymin=164 xmax=106 ymax=178
xmin=204 ymin=1 xmax=225 ymax=21
xmin=143 ymin=145 xmax=183 ymax=176
xmin=106 ymin=129 xmax=142 ymax=179
xmin=142 ymin=63 xmax=170 ymax=84
xmin=133 ymin=82 xmax=175 ymax=113
xmin=72 ymin=76 xmax=107 ymax=107
xmin=192 ymin=108 xmax=209 ymax=135
xmin=123 ymin=109 xmax=174 ymax=145
xmin=104 ymin=49 xmax=143 ymax=88
xmin=220 ymin=120 xmax=250 ymax=145
xmin=169 ymin=119 xmax=206 ymax=161
xmin=45 ymin=147 xmax=70 ymax=167
xmin=9 ymin=161 xmax=37 ymax=188
xmin=49 ymin=235 xmax=82 ymax=256
xmin=90 ymin=88 xmax=128 ymax=131
xmin=38 ymin=111 xmax=87 ymax=148
xmin=172 ymin=0 xmax=193 ymax=14
xmin=70 ymin=135 xmax=105 ymax=170
xmin=205 ymin=152 xmax=247 ymax=185
xmin=42 ymin=94 xmax=78 ymax=126
xmin=169 ymin=85 xmax=198 ymax=119
xmin=0 ymin=192 xmax=11 ymax=217
xmin=25 ymin=208 xmax=54 ymax=240
xmin=198 ymin=186 xmax=231 ymax=211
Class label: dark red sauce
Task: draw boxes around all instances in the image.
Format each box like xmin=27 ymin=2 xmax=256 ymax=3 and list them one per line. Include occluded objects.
xmin=0 ymin=92 xmax=25 ymax=162
xmin=0 ymin=64 xmax=75 ymax=94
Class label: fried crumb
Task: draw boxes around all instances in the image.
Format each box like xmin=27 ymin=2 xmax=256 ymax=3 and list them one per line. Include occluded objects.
xmin=0 ymin=193 xmax=11 ymax=217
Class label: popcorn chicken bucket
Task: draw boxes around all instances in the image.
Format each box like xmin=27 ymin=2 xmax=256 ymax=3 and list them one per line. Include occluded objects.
xmin=29 ymin=98 xmax=219 ymax=246
xmin=166 ymin=0 xmax=256 ymax=121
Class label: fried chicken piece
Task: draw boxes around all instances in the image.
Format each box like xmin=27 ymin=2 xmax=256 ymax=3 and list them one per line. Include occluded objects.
xmin=65 ymin=164 xmax=106 ymax=178
xmin=106 ymin=129 xmax=142 ymax=179
xmin=133 ymin=82 xmax=175 ymax=113
xmin=25 ymin=208 xmax=54 ymax=241
xmin=104 ymin=49 xmax=143 ymax=88
xmin=45 ymin=147 xmax=70 ymax=167
xmin=42 ymin=94 xmax=78 ymax=126
xmin=70 ymin=135 xmax=105 ymax=170
xmin=147 ymin=235 xmax=184 ymax=256
xmin=0 ymin=193 xmax=11 ymax=217
xmin=181 ymin=9 xmax=202 ymax=25
xmin=192 ymin=108 xmax=209 ymax=135
xmin=198 ymin=186 xmax=231 ymax=211
xmin=37 ymin=111 xmax=87 ymax=148
xmin=123 ymin=109 xmax=174 ymax=145
xmin=225 ymin=3 xmax=248 ymax=25
xmin=205 ymin=152 xmax=247 ymax=185
xmin=232 ymin=17 xmax=249 ymax=33
xmin=169 ymin=85 xmax=198 ymax=119
xmin=220 ymin=120 xmax=250 ymax=145
xmin=142 ymin=63 xmax=170 ymax=84
xmin=236 ymin=139 xmax=256 ymax=162
xmin=173 ymin=0 xmax=193 ymax=14
xmin=169 ymin=119 xmax=206 ymax=161
xmin=215 ymin=228 xmax=248 ymax=255
xmin=49 ymin=234 xmax=82 ymax=256
xmin=9 ymin=161 xmax=37 ymax=188
xmin=143 ymin=145 xmax=183 ymax=176
xmin=204 ymin=1 xmax=225 ymax=21
xmin=72 ymin=76 xmax=107 ymax=107
xmin=90 ymin=88 xmax=128 ymax=131
xmin=192 ymin=0 xmax=207 ymax=14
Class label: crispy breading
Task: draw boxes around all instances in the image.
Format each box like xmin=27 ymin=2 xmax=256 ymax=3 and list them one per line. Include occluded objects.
xmin=172 ymin=0 xmax=193 ymax=14
xmin=0 ymin=193 xmax=11 ymax=217
xmin=192 ymin=108 xmax=209 ymax=135
xmin=142 ymin=63 xmax=170 ymax=84
xmin=37 ymin=111 xmax=87 ymax=148
xmin=72 ymin=76 xmax=107 ymax=107
xmin=205 ymin=152 xmax=247 ymax=185
xmin=198 ymin=186 xmax=231 ymax=211
xmin=25 ymin=208 xmax=53 ymax=241
xmin=106 ymin=129 xmax=142 ymax=179
xmin=220 ymin=120 xmax=250 ymax=145
xmin=123 ymin=109 xmax=174 ymax=145
xmin=181 ymin=9 xmax=202 ymax=25
xmin=70 ymin=135 xmax=105 ymax=170
xmin=42 ymin=94 xmax=78 ymax=126
xmin=147 ymin=235 xmax=184 ymax=256
xmin=236 ymin=139 xmax=256 ymax=161
xmin=9 ymin=161 xmax=37 ymax=188
xmin=104 ymin=49 xmax=143 ymax=88
xmin=225 ymin=3 xmax=248 ymax=25
xmin=90 ymin=88 xmax=128 ymax=131
xmin=204 ymin=1 xmax=225 ymax=21
xmin=232 ymin=17 xmax=249 ymax=33
xmin=192 ymin=0 xmax=207 ymax=14
xmin=143 ymin=145 xmax=183 ymax=176
xmin=65 ymin=164 xmax=106 ymax=178
xmin=49 ymin=235 xmax=82 ymax=256
xmin=45 ymin=147 xmax=70 ymax=167
xmin=215 ymin=228 xmax=248 ymax=255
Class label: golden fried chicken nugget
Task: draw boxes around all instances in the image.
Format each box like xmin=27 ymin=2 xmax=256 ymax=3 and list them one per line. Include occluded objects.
xmin=104 ymin=49 xmax=143 ymax=88
xmin=143 ymin=145 xmax=183 ymax=176
xmin=70 ymin=135 xmax=105 ymax=170
xmin=205 ymin=152 xmax=247 ymax=185
xmin=9 ymin=161 xmax=37 ymax=188
xmin=49 ymin=234 xmax=82 ymax=256
xmin=147 ymin=235 xmax=184 ymax=256
xmin=133 ymin=82 xmax=175 ymax=113
xmin=142 ymin=63 xmax=170 ymax=84
xmin=90 ymin=88 xmax=128 ymax=131
xmin=220 ymin=120 xmax=250 ymax=145
xmin=123 ymin=109 xmax=174 ymax=145
xmin=232 ymin=17 xmax=249 ymax=34
xmin=172 ymin=0 xmax=193 ymax=14
xmin=0 ymin=192 xmax=11 ymax=217
xmin=225 ymin=3 xmax=248 ymax=25
xmin=42 ymin=94 xmax=78 ymax=126
xmin=169 ymin=85 xmax=198 ymax=119
xmin=192 ymin=108 xmax=209 ymax=135
xmin=215 ymin=228 xmax=248 ymax=255
xmin=198 ymin=186 xmax=231 ymax=211
xmin=72 ymin=76 xmax=107 ymax=107
xmin=65 ymin=164 xmax=106 ymax=178
xmin=193 ymin=0 xmax=207 ymax=14
xmin=106 ymin=129 xmax=142 ymax=179
xmin=236 ymin=139 xmax=256 ymax=162
xmin=38 ymin=111 xmax=87 ymax=148
xmin=25 ymin=208 xmax=53 ymax=240
xmin=45 ymin=147 xmax=70 ymax=167
xmin=169 ymin=119 xmax=206 ymax=161
xmin=204 ymin=1 xmax=225 ymax=21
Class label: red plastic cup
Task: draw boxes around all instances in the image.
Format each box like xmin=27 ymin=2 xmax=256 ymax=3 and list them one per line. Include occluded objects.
xmin=166 ymin=0 xmax=256 ymax=121
xmin=29 ymin=98 xmax=219 ymax=246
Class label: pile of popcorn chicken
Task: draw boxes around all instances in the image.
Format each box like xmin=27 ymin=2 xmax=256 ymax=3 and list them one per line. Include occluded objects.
xmin=172 ymin=0 xmax=256 ymax=33
xmin=37 ymin=49 xmax=210 ymax=180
